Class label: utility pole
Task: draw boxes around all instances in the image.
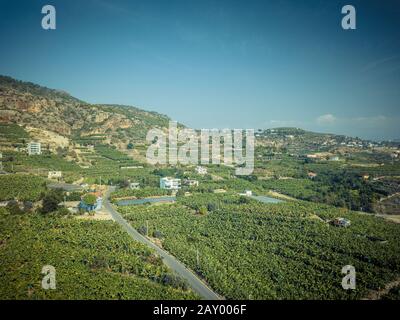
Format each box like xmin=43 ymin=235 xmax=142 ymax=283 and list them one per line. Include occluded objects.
xmin=146 ymin=220 xmax=149 ymax=237
xmin=196 ymin=248 xmax=199 ymax=269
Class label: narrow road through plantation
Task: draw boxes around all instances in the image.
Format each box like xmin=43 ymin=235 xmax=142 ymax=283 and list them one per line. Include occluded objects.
xmin=103 ymin=187 xmax=222 ymax=300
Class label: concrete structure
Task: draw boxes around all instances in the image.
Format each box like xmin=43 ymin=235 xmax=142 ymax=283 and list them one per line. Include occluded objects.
xmin=195 ymin=166 xmax=207 ymax=175
xmin=160 ymin=177 xmax=181 ymax=190
xmin=27 ymin=142 xmax=41 ymax=155
xmin=48 ymin=171 xmax=62 ymax=179
xmin=239 ymin=190 xmax=253 ymax=197
xmin=129 ymin=182 xmax=140 ymax=190
xmin=183 ymin=179 xmax=199 ymax=187
xmin=213 ymin=189 xmax=226 ymax=193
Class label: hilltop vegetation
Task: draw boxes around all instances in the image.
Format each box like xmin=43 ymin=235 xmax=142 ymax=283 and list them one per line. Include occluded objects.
xmin=0 ymin=75 xmax=172 ymax=145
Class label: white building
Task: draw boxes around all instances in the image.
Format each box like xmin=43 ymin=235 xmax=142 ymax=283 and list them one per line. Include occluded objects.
xmin=27 ymin=142 xmax=41 ymax=155
xmin=160 ymin=177 xmax=181 ymax=190
xmin=48 ymin=171 xmax=62 ymax=179
xmin=195 ymin=166 xmax=207 ymax=175
xmin=239 ymin=190 xmax=253 ymax=197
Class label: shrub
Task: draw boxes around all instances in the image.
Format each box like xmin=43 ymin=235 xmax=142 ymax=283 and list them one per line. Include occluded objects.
xmin=161 ymin=274 xmax=188 ymax=291
xmin=138 ymin=225 xmax=148 ymax=236
xmin=55 ymin=207 xmax=71 ymax=216
xmin=6 ymin=200 xmax=23 ymax=214
xmin=207 ymin=203 xmax=217 ymax=212
xmin=153 ymin=230 xmax=163 ymax=239
xmin=23 ymin=201 xmax=34 ymax=212
xmin=82 ymin=194 xmax=97 ymax=206
xmin=197 ymin=206 xmax=208 ymax=215
xmin=66 ymin=192 xmax=82 ymax=201
xmin=90 ymin=256 xmax=109 ymax=270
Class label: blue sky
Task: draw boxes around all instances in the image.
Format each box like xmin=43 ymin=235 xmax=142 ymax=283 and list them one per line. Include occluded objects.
xmin=0 ymin=0 xmax=399 ymax=140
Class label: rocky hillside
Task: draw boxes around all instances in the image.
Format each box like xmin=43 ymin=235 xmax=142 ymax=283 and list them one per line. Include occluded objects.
xmin=0 ymin=75 xmax=171 ymax=146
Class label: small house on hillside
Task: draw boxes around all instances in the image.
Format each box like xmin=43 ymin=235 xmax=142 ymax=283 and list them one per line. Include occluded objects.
xmin=239 ymin=190 xmax=253 ymax=197
xmin=129 ymin=182 xmax=140 ymax=190
xmin=48 ymin=171 xmax=62 ymax=180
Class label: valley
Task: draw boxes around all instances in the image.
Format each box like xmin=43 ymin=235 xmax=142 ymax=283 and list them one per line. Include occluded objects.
xmin=1 ymin=75 xmax=400 ymax=300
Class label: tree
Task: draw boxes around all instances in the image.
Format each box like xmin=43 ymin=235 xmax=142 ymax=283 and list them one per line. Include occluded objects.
xmin=82 ymin=194 xmax=97 ymax=206
xmin=41 ymin=189 xmax=63 ymax=213
xmin=41 ymin=195 xmax=61 ymax=213
xmin=127 ymin=142 xmax=134 ymax=150
xmin=23 ymin=201 xmax=34 ymax=212
xmin=120 ymin=179 xmax=130 ymax=189
xmin=207 ymin=203 xmax=217 ymax=212
xmin=138 ymin=225 xmax=147 ymax=236
xmin=198 ymin=206 xmax=208 ymax=215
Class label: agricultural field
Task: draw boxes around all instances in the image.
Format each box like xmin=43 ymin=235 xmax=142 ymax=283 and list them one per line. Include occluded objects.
xmin=111 ymin=187 xmax=170 ymax=201
xmin=0 ymin=208 xmax=198 ymax=300
xmin=0 ymin=174 xmax=46 ymax=201
xmin=118 ymin=193 xmax=400 ymax=300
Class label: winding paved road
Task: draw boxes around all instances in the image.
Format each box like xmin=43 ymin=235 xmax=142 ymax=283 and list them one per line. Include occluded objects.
xmin=103 ymin=187 xmax=222 ymax=300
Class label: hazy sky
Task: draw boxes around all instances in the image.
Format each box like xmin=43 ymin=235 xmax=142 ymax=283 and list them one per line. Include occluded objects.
xmin=0 ymin=0 xmax=399 ymax=140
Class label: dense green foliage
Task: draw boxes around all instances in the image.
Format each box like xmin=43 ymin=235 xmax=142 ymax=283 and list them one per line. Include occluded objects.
xmin=41 ymin=189 xmax=64 ymax=214
xmin=82 ymin=194 xmax=97 ymax=205
xmin=0 ymin=209 xmax=197 ymax=300
xmin=94 ymin=144 xmax=132 ymax=161
xmin=111 ymin=187 xmax=170 ymax=200
xmin=119 ymin=194 xmax=400 ymax=300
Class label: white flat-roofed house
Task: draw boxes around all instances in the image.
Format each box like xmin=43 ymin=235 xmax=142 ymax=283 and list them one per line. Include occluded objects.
xmin=239 ymin=190 xmax=253 ymax=197
xmin=27 ymin=142 xmax=41 ymax=155
xmin=129 ymin=182 xmax=140 ymax=190
xmin=160 ymin=177 xmax=181 ymax=190
xmin=48 ymin=171 xmax=62 ymax=179
xmin=195 ymin=166 xmax=207 ymax=175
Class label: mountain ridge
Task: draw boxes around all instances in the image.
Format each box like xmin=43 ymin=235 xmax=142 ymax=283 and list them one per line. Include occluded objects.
xmin=0 ymin=75 xmax=172 ymax=146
